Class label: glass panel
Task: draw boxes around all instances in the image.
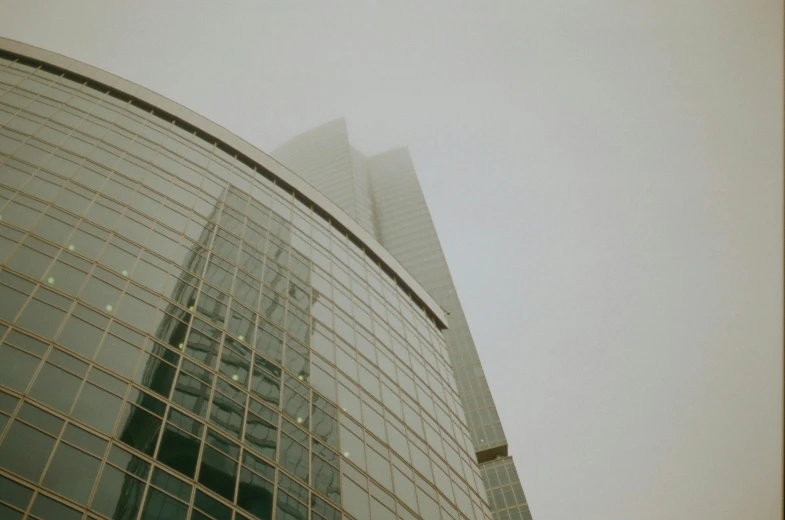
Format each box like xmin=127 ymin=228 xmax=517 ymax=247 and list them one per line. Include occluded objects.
xmin=276 ymin=490 xmax=308 ymax=520
xmin=0 ymin=391 xmax=17 ymax=413
xmin=198 ymin=444 xmax=238 ymax=500
xmin=0 ymin=421 xmax=56 ymax=481
xmin=88 ymin=367 xmax=127 ymax=395
xmin=279 ymin=433 xmax=309 ymax=483
xmin=311 ymin=401 xmax=338 ymax=449
xmin=219 ymin=343 xmax=251 ymax=386
xmin=42 ymin=442 xmax=101 ymax=504
xmin=104 ymin=441 xmax=146 ymax=475
xmin=140 ymin=487 xmax=188 ymax=520
xmin=62 ymin=423 xmax=108 ymax=456
xmin=237 ymin=467 xmax=274 ymax=520
xmin=209 ymin=386 xmax=244 ymax=439
xmin=312 ymin=495 xmax=341 ymax=520
xmin=0 ymin=503 xmax=22 ymax=520
xmin=90 ymin=464 xmax=144 ymax=520
xmin=194 ymin=489 xmax=232 ymax=520
xmin=29 ymin=494 xmax=82 ymax=520
xmin=134 ymin=351 xmax=176 ymax=398
xmin=71 ymin=383 xmax=123 ymax=434
xmin=341 ymin=475 xmax=370 ymax=520
xmin=0 ymin=474 xmax=33 ymax=509
xmin=0 ymin=344 xmax=41 ymax=392
xmin=250 ymin=361 xmax=280 ymax=406
xmin=312 ymin=455 xmax=341 ymax=505
xmin=171 ymin=370 xmax=210 ymax=417
xmin=28 ymin=363 xmax=82 ymax=412
xmin=16 ymin=402 xmax=64 ymax=435
xmin=57 ymin=314 xmax=105 ymax=359
xmin=48 ymin=348 xmax=88 ymax=376
xmin=245 ymin=411 xmax=277 ymax=461
xmin=157 ymin=425 xmax=200 ymax=478
xmin=151 ymin=467 xmax=192 ymax=502
xmin=95 ymin=333 xmax=141 ymax=379
xmin=283 ymin=381 xmax=309 ymax=427
xmin=0 ymin=286 xmax=28 ymax=323
xmin=5 ymin=244 xmax=54 ymax=279
xmin=115 ymin=403 xmax=162 ymax=456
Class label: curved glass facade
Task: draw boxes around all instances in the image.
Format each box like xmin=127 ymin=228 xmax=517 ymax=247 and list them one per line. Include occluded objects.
xmin=0 ymin=48 xmax=492 ymax=520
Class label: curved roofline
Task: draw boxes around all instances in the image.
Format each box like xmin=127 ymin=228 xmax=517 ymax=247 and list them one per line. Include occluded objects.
xmin=0 ymin=37 xmax=449 ymax=329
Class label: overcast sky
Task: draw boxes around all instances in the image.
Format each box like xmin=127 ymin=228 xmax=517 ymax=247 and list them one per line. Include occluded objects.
xmin=1 ymin=1 xmax=781 ymax=519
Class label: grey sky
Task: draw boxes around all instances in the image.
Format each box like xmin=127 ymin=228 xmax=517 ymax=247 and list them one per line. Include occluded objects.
xmin=1 ymin=1 xmax=781 ymax=518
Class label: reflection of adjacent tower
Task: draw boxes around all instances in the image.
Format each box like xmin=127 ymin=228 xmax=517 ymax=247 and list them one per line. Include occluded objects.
xmin=113 ymin=183 xmax=320 ymax=519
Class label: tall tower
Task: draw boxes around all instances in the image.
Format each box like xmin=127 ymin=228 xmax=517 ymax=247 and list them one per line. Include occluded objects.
xmin=273 ymin=122 xmax=533 ymax=520
xmin=0 ymin=40 xmax=494 ymax=520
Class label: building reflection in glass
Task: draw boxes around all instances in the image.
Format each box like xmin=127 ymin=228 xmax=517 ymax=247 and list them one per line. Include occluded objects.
xmin=109 ymin=185 xmax=325 ymax=519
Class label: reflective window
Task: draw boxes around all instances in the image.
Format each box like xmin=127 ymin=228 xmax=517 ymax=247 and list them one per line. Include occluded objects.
xmin=29 ymin=494 xmax=83 ymax=520
xmin=116 ymin=403 xmax=162 ymax=456
xmin=141 ymin=487 xmax=188 ymax=520
xmin=0 ymin=474 xmax=33 ymax=510
xmin=29 ymin=362 xmax=82 ymax=412
xmin=91 ymin=463 xmax=144 ymax=519
xmin=0 ymin=53 xmax=493 ymax=520
xmin=151 ymin=467 xmax=192 ymax=501
xmin=0 ymin=420 xmax=56 ymax=481
xmin=42 ymin=442 xmax=101 ymax=504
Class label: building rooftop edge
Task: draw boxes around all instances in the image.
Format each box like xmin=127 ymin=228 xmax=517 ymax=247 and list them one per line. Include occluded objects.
xmin=0 ymin=37 xmax=449 ymax=329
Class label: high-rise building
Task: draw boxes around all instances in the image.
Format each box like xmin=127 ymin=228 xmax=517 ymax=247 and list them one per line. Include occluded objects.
xmin=273 ymin=120 xmax=533 ymax=520
xmin=0 ymin=39 xmax=495 ymax=520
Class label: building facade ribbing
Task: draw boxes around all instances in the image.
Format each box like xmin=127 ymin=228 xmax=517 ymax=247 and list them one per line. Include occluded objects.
xmin=0 ymin=39 xmax=494 ymax=520
xmin=273 ymin=120 xmax=533 ymax=520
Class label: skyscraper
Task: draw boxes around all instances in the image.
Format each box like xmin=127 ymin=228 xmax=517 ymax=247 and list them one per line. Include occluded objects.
xmin=273 ymin=119 xmax=533 ymax=520
xmin=0 ymin=39 xmax=494 ymax=520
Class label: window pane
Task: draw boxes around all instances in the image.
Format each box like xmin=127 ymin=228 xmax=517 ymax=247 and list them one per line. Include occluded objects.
xmin=279 ymin=433 xmax=309 ymax=483
xmin=5 ymin=244 xmax=53 ymax=279
xmin=238 ymin=467 xmax=274 ymax=519
xmin=0 ymin=286 xmax=28 ymax=322
xmin=134 ymin=351 xmax=176 ymax=398
xmin=150 ymin=467 xmax=192 ymax=502
xmin=95 ymin=334 xmax=141 ymax=379
xmin=15 ymin=298 xmax=66 ymax=340
xmin=29 ymin=494 xmax=82 ymax=520
xmin=57 ymin=315 xmax=104 ymax=358
xmin=0 ymin=344 xmax=41 ymax=392
xmin=250 ymin=363 xmax=280 ymax=407
xmin=0 ymin=421 xmax=56 ymax=481
xmin=140 ymin=487 xmax=187 ymax=520
xmin=62 ymin=424 xmax=108 ymax=456
xmin=71 ymin=383 xmax=123 ymax=434
xmin=16 ymin=403 xmax=64 ymax=435
xmin=0 ymin=503 xmax=22 ymax=520
xmin=0 ymin=474 xmax=33 ymax=509
xmin=108 ymin=444 xmax=151 ymax=479
xmin=115 ymin=403 xmax=162 ymax=456
xmin=171 ymin=371 xmax=210 ymax=417
xmin=245 ymin=411 xmax=277 ymax=461
xmin=157 ymin=425 xmax=200 ymax=478
xmin=209 ymin=384 xmax=244 ymax=440
xmin=42 ymin=442 xmax=101 ymax=504
xmin=28 ymin=363 xmax=82 ymax=412
xmin=90 ymin=464 xmax=144 ymax=520
xmin=312 ymin=455 xmax=341 ymax=505
xmin=194 ymin=489 xmax=232 ymax=520
xmin=198 ymin=445 xmax=237 ymax=501
xmin=277 ymin=490 xmax=308 ymax=520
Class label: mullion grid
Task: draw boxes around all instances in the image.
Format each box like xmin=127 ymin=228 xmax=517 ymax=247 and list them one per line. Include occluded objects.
xmin=0 ymin=61 xmax=490 ymax=520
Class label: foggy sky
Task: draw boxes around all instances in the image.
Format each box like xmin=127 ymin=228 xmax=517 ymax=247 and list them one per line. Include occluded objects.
xmin=0 ymin=1 xmax=781 ymax=519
